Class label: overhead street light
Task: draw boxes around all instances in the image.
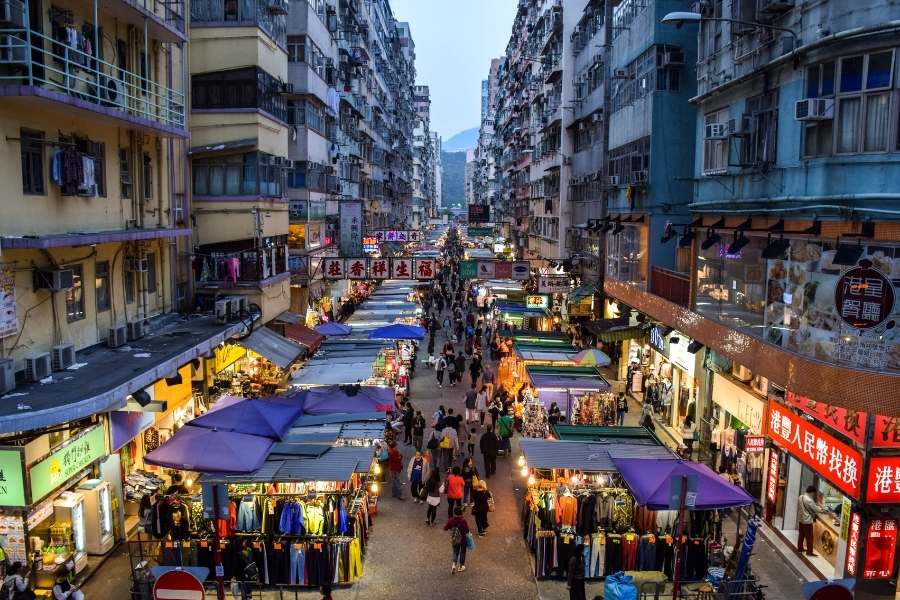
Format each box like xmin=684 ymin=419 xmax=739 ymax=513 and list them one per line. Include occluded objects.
xmin=661 ymin=11 xmax=799 ymax=49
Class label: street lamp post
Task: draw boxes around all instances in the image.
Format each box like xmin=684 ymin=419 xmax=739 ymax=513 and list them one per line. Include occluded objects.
xmin=661 ymin=11 xmax=800 ymax=49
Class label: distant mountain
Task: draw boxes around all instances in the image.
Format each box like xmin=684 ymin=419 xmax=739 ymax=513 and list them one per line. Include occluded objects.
xmin=443 ymin=127 xmax=479 ymax=152
xmin=441 ymin=151 xmax=467 ymax=208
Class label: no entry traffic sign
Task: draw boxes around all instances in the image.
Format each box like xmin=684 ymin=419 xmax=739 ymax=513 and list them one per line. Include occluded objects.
xmin=153 ymin=569 xmax=205 ymax=600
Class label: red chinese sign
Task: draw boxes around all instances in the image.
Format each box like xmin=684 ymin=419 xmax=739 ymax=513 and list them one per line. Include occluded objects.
xmin=768 ymin=405 xmax=863 ymax=498
xmin=745 ymin=436 xmax=765 ymax=453
xmin=834 ymin=264 xmax=895 ymax=329
xmin=391 ymin=258 xmax=412 ymax=279
xmin=494 ymin=261 xmax=512 ymax=279
xmin=415 ymin=259 xmax=435 ymax=280
xmin=323 ymin=259 xmax=345 ymax=279
xmin=369 ymin=259 xmax=389 ymax=279
xmin=865 ymin=456 xmax=900 ymax=503
xmin=872 ymin=416 xmax=900 ymax=448
xmin=784 ymin=391 xmax=867 ymax=446
xmin=766 ymin=450 xmax=779 ymax=503
xmin=847 ymin=513 xmax=861 ymax=576
xmin=863 ymin=518 xmax=898 ymax=579
xmin=346 ymin=258 xmax=367 ymax=279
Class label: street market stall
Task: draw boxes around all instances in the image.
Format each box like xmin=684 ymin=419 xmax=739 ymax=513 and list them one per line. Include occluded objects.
xmin=517 ymin=435 xmax=752 ymax=587
xmin=290 ymin=340 xmax=390 ymax=387
xmin=525 ymin=365 xmax=611 ymax=423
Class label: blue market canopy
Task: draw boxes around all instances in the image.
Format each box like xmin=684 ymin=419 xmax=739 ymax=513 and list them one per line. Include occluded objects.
xmin=191 ymin=397 xmax=303 ymax=439
xmin=368 ymin=323 xmax=426 ymax=340
xmin=314 ymin=322 xmax=353 ymax=336
xmin=144 ymin=425 xmax=273 ymax=474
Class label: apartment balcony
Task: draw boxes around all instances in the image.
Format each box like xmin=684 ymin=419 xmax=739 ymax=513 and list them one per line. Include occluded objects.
xmin=190 ymin=0 xmax=286 ymax=46
xmin=195 ymin=245 xmax=289 ymax=288
xmin=649 ymin=266 xmax=691 ymax=309
xmin=0 ymin=28 xmax=186 ymax=136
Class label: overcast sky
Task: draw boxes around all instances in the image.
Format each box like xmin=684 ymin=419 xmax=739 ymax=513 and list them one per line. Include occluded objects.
xmin=390 ymin=0 xmax=518 ymax=140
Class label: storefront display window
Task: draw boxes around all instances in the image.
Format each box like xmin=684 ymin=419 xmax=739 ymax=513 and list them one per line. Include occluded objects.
xmin=696 ymin=236 xmax=900 ymax=374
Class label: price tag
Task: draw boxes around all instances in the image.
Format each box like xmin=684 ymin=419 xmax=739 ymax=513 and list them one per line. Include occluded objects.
xmin=164 ymin=542 xmax=174 ymax=548
xmin=252 ymin=542 xmax=261 ymax=550
xmin=200 ymin=541 xmax=208 ymax=548
xmin=215 ymin=564 xmax=224 ymax=577
xmin=273 ymin=543 xmax=282 ymax=550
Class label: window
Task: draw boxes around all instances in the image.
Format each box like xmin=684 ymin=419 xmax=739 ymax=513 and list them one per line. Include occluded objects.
xmin=95 ymin=261 xmax=110 ymax=312
xmin=192 ymin=67 xmax=287 ymax=122
xmin=287 ymin=35 xmax=327 ymax=79
xmin=146 ymin=253 xmax=157 ymax=292
xmin=804 ymin=50 xmax=895 ymax=156
xmin=703 ymin=109 xmax=729 ymax=175
xmin=65 ymin=265 xmax=85 ymax=322
xmin=731 ymin=92 xmax=777 ymax=167
xmin=143 ymin=154 xmax=153 ymax=200
xmin=21 ymin=129 xmax=45 ymax=195
xmin=61 ymin=136 xmax=105 ymax=196
xmin=119 ymin=149 xmax=132 ymax=199
xmin=193 ymin=151 xmax=284 ymax=198
xmin=124 ymin=269 xmax=135 ymax=304
xmin=287 ymin=99 xmax=326 ymax=133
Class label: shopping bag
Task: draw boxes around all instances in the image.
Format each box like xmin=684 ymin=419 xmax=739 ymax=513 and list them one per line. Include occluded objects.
xmin=465 ymin=532 xmax=476 ymax=551
xmin=487 ymin=492 xmax=495 ymax=512
xmin=603 ymin=571 xmax=637 ymax=600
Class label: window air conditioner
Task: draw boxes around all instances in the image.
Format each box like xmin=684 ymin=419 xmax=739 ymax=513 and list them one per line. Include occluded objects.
xmin=126 ymin=320 xmax=145 ymax=341
xmin=33 ymin=269 xmax=75 ymax=291
xmin=51 ymin=343 xmax=76 ymax=371
xmin=99 ymin=76 xmax=125 ymax=108
xmin=107 ymin=325 xmax=127 ymax=348
xmin=704 ymin=123 xmax=728 ymax=139
xmin=0 ymin=358 xmax=14 ymax=395
xmin=795 ymin=98 xmax=833 ymax=121
xmin=732 ymin=363 xmax=753 ymax=382
xmin=607 ymin=175 xmax=619 ymax=186
xmin=24 ymin=352 xmax=51 ymax=382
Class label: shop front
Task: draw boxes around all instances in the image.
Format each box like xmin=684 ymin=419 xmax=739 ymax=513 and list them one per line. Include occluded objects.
xmin=707 ymin=372 xmax=767 ymax=497
xmin=765 ymin=401 xmax=862 ymax=580
xmin=0 ymin=423 xmax=111 ymax=593
xmin=628 ymin=325 xmax=700 ymax=438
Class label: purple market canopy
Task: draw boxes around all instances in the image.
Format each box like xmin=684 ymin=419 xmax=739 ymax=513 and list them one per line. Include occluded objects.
xmin=144 ymin=425 xmax=273 ymax=474
xmin=300 ymin=385 xmax=395 ymax=415
xmin=613 ymin=457 xmax=754 ymax=510
xmin=191 ymin=397 xmax=303 ymax=439
xmin=368 ymin=323 xmax=426 ymax=340
xmin=315 ymin=322 xmax=353 ymax=336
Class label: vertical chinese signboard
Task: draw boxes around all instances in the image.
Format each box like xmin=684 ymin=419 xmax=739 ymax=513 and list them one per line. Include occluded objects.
xmin=0 ymin=265 xmax=16 ymax=338
xmin=847 ymin=513 xmax=861 ymax=576
xmin=768 ymin=405 xmax=862 ymax=498
xmin=766 ymin=451 xmax=779 ymax=504
xmin=339 ymin=201 xmax=363 ymax=257
xmin=862 ymin=518 xmax=898 ymax=579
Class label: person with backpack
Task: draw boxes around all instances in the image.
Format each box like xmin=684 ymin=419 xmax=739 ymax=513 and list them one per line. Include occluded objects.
xmin=440 ymin=420 xmax=459 ymax=470
xmin=435 ymin=355 xmax=447 ymax=388
xmin=443 ymin=506 xmax=471 ymax=574
xmin=446 ymin=355 xmax=458 ymax=387
xmin=426 ymin=427 xmax=443 ymax=469
xmin=4 ymin=562 xmax=32 ymax=600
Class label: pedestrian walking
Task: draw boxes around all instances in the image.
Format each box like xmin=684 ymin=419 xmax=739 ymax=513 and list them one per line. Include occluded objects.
xmin=412 ymin=410 xmax=426 ymax=451
xmin=475 ymin=386 xmax=488 ymax=426
xmin=446 ymin=355 xmax=458 ymax=387
xmin=471 ymin=480 xmax=491 ymax=536
xmin=469 ymin=354 xmax=482 ymax=386
xmin=464 ymin=384 xmax=478 ymax=423
xmin=481 ymin=363 xmax=494 ymax=401
xmin=616 ymin=392 xmax=628 ymax=426
xmin=479 ymin=425 xmax=499 ymax=478
xmin=402 ymin=403 xmax=414 ymax=445
xmin=424 ymin=470 xmax=442 ymax=526
xmin=444 ymin=506 xmax=471 ymax=574
xmin=388 ymin=443 xmax=405 ymax=500
xmin=496 ymin=410 xmax=514 ymax=456
xmin=466 ymin=427 xmax=476 ymax=457
xmin=407 ymin=451 xmax=429 ymax=503
xmin=461 ymin=456 xmax=479 ymax=505
xmin=426 ymin=427 xmax=442 ymax=467
xmin=435 ymin=355 xmax=447 ymax=388
xmin=445 ymin=466 xmax=464 ymax=518
xmin=567 ymin=543 xmax=586 ymax=600
xmin=440 ymin=421 xmax=459 ymax=469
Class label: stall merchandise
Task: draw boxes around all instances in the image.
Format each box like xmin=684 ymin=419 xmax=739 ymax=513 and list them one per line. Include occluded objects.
xmin=709 ymin=425 xmax=764 ymax=492
xmin=522 ymin=397 xmax=549 ymax=438
xmin=571 ymin=392 xmax=617 ymax=426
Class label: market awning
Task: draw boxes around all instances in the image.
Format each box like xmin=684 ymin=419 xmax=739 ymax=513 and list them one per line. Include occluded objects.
xmin=299 ymin=385 xmax=395 ymax=415
xmin=239 ymin=327 xmax=304 ymax=369
xmin=613 ymin=457 xmax=754 ymax=510
xmin=519 ymin=438 xmax=674 ymax=471
xmin=144 ymin=425 xmax=273 ymax=474
xmin=526 ymin=365 xmax=610 ymax=392
xmin=291 ymin=361 xmax=375 ymax=385
xmin=369 ymin=323 xmax=426 ymax=340
xmin=282 ymin=323 xmax=325 ymax=352
xmin=568 ymin=283 xmax=599 ymax=301
xmin=315 ymin=322 xmax=353 ymax=336
xmin=551 ymin=425 xmax=663 ymax=446
xmin=583 ymin=318 xmax=646 ymax=343
xmin=514 ymin=343 xmax=576 ymax=362
xmin=199 ymin=445 xmax=374 ymax=484
xmin=190 ymin=397 xmax=303 ymax=439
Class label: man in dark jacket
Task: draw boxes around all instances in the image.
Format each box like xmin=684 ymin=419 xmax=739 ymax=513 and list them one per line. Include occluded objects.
xmin=454 ymin=352 xmax=466 ymax=386
xmin=402 ymin=404 xmax=414 ymax=445
xmin=479 ymin=425 xmax=500 ymax=478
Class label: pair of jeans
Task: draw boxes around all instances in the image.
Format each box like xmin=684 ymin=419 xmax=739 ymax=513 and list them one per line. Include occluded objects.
xmin=411 ymin=480 xmax=422 ymax=500
xmin=237 ymin=499 xmax=259 ymax=532
xmin=453 ymin=542 xmax=467 ymax=566
xmin=413 ymin=433 xmax=423 ymax=451
xmin=473 ymin=510 xmax=488 ymax=533
xmin=617 ymin=410 xmax=626 ymax=426
xmin=463 ymin=481 xmax=472 ymax=504
xmin=589 ymin=534 xmax=605 ymax=577
xmin=289 ymin=544 xmax=305 ymax=585
xmin=447 ymin=497 xmax=462 ymax=518
xmin=483 ymin=454 xmax=496 ymax=477
xmin=391 ymin=472 xmax=403 ymax=498
xmin=426 ymin=503 xmax=438 ymax=524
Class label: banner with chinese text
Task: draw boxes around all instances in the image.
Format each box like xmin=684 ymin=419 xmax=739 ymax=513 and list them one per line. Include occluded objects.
xmin=768 ymin=404 xmax=863 ymax=498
